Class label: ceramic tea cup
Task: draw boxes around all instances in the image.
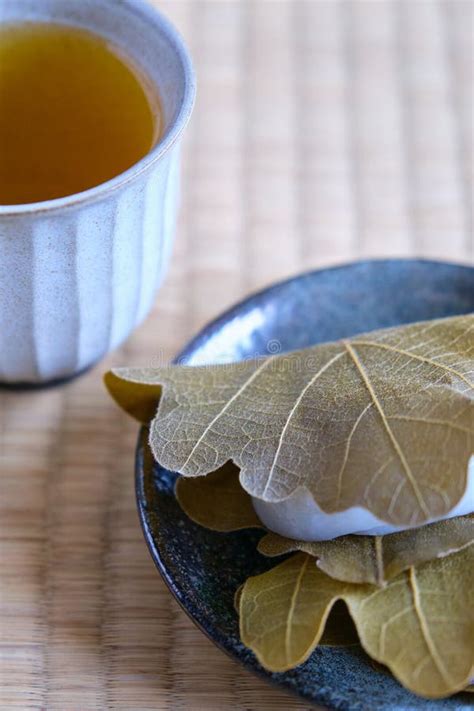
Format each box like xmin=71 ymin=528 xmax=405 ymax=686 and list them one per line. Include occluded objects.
xmin=0 ymin=0 xmax=195 ymax=384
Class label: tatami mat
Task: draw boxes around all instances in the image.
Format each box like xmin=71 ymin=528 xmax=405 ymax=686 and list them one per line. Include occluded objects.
xmin=0 ymin=1 xmax=472 ymax=709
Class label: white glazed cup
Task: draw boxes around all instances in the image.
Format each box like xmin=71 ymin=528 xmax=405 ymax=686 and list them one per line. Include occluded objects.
xmin=0 ymin=0 xmax=195 ymax=384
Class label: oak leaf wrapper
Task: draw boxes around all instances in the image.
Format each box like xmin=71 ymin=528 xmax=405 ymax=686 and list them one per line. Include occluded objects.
xmin=234 ymin=583 xmax=359 ymax=647
xmin=105 ymin=314 xmax=474 ymax=529
xmin=257 ymin=519 xmax=474 ymax=586
xmin=175 ymin=462 xmax=474 ymax=586
xmin=239 ymin=547 xmax=474 ymax=698
xmin=176 ymin=461 xmax=262 ymax=531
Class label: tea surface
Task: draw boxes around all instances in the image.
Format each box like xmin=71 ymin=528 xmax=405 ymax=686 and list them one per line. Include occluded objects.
xmin=0 ymin=22 xmax=159 ymax=205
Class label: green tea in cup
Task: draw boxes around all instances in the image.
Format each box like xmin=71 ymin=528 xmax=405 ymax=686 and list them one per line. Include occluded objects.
xmin=0 ymin=22 xmax=161 ymax=205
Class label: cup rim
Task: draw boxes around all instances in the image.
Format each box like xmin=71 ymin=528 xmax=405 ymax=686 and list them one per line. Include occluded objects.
xmin=0 ymin=0 xmax=196 ymax=217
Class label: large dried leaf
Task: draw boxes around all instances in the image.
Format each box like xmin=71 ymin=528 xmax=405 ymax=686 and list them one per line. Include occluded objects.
xmin=176 ymin=461 xmax=262 ymax=531
xmin=349 ymin=547 xmax=474 ymax=699
xmin=239 ymin=546 xmax=474 ymax=698
xmin=106 ymin=315 xmax=474 ymax=528
xmin=240 ymin=552 xmax=353 ymax=672
xmin=104 ymin=371 xmax=161 ymax=423
xmin=258 ymin=516 xmax=474 ymax=586
xmin=235 ymin=580 xmax=359 ymax=647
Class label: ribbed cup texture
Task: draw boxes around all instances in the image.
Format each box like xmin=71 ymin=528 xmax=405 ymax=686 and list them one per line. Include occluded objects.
xmin=0 ymin=146 xmax=180 ymax=383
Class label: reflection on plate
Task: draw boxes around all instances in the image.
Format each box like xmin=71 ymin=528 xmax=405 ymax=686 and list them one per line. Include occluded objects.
xmin=136 ymin=259 xmax=474 ymax=711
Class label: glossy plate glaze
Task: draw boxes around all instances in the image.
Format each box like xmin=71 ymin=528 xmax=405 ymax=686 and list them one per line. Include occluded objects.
xmin=136 ymin=259 xmax=474 ymax=710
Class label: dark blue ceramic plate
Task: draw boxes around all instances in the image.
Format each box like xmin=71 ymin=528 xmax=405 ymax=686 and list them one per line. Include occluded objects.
xmin=136 ymin=259 xmax=474 ymax=711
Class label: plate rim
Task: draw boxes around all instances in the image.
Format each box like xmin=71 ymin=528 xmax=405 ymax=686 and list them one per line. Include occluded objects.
xmin=175 ymin=257 xmax=473 ymax=364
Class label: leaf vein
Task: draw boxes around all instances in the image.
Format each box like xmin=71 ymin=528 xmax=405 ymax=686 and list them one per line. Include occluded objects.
xmin=344 ymin=342 xmax=430 ymax=519
xmin=262 ymin=351 xmax=345 ymax=498
xmin=180 ymin=356 xmax=276 ymax=472
xmin=409 ymin=567 xmax=454 ymax=688
xmin=387 ymin=415 xmax=473 ymax=435
xmin=336 ymin=403 xmax=372 ymax=505
xmin=352 ymin=340 xmax=473 ymax=389
xmin=285 ymin=556 xmax=310 ymax=663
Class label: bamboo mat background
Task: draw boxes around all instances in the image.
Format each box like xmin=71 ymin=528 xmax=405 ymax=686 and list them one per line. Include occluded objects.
xmin=1 ymin=1 xmax=473 ymax=709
